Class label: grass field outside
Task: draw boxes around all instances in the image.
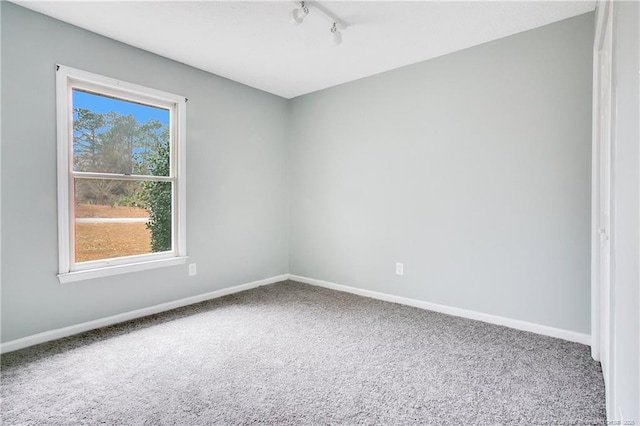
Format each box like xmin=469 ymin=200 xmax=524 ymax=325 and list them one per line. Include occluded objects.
xmin=75 ymin=204 xmax=151 ymax=262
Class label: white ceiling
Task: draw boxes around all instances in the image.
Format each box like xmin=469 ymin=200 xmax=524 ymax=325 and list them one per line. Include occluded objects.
xmin=15 ymin=1 xmax=595 ymax=99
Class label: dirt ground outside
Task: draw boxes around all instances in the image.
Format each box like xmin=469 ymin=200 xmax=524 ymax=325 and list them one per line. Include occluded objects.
xmin=75 ymin=204 xmax=152 ymax=263
xmin=76 ymin=204 xmax=150 ymax=218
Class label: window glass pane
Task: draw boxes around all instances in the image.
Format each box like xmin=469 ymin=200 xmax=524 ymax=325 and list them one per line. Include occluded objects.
xmin=74 ymin=178 xmax=172 ymax=263
xmin=72 ymin=90 xmax=170 ymax=176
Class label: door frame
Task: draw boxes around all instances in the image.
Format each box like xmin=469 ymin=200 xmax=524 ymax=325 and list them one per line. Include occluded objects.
xmin=591 ymin=0 xmax=615 ymax=418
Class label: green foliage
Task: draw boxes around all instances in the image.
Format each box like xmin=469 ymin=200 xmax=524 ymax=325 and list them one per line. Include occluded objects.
xmin=142 ymin=127 xmax=172 ymax=252
xmin=73 ymin=108 xmax=172 ymax=252
xmin=117 ymin=190 xmax=148 ymax=209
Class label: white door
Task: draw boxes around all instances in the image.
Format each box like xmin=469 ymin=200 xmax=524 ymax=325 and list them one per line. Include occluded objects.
xmin=598 ymin=14 xmax=612 ymax=380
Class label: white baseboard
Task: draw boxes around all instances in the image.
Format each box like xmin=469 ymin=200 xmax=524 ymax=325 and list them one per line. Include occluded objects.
xmin=0 ymin=274 xmax=289 ymax=354
xmin=1 ymin=273 xmax=591 ymax=353
xmin=288 ymin=274 xmax=591 ymax=346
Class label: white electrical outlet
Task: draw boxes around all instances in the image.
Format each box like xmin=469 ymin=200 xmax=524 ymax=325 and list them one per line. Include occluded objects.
xmin=396 ymin=262 xmax=404 ymax=276
xmin=188 ymin=263 xmax=197 ymax=276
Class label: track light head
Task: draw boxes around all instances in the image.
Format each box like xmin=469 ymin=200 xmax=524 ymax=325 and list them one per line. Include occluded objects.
xmin=331 ymin=22 xmax=342 ymax=46
xmin=290 ymin=1 xmax=309 ymax=25
xmin=288 ymin=3 xmax=346 ymax=46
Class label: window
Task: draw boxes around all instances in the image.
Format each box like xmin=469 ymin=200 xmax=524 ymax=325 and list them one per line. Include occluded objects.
xmin=56 ymin=65 xmax=186 ymax=283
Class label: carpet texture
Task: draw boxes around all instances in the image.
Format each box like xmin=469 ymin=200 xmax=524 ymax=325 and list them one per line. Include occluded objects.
xmin=1 ymin=280 xmax=605 ymax=425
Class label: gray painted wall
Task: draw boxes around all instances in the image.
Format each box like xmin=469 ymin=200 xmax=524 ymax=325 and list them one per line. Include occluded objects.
xmin=1 ymin=2 xmax=289 ymax=342
xmin=289 ymin=13 xmax=594 ymax=333
xmin=1 ymin=3 xmax=596 ymax=344
xmin=611 ymin=1 xmax=639 ymax=421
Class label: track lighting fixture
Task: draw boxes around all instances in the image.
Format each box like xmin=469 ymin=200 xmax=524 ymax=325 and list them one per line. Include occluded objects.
xmin=289 ymin=1 xmax=347 ymax=46
xmin=331 ymin=22 xmax=342 ymax=46
xmin=289 ymin=1 xmax=309 ymax=26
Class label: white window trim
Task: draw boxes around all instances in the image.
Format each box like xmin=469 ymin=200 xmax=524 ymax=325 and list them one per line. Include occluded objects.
xmin=56 ymin=65 xmax=187 ymax=283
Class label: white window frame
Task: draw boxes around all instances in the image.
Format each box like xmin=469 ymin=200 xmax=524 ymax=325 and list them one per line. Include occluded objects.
xmin=56 ymin=65 xmax=187 ymax=283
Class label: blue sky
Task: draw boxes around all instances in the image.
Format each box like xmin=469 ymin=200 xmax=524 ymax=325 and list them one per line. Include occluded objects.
xmin=73 ymin=90 xmax=169 ymax=126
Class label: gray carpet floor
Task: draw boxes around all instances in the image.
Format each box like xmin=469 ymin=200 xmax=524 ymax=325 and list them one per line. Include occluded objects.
xmin=1 ymin=280 xmax=605 ymax=425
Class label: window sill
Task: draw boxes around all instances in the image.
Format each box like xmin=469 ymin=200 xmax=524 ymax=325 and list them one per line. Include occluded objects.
xmin=58 ymin=256 xmax=188 ymax=284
